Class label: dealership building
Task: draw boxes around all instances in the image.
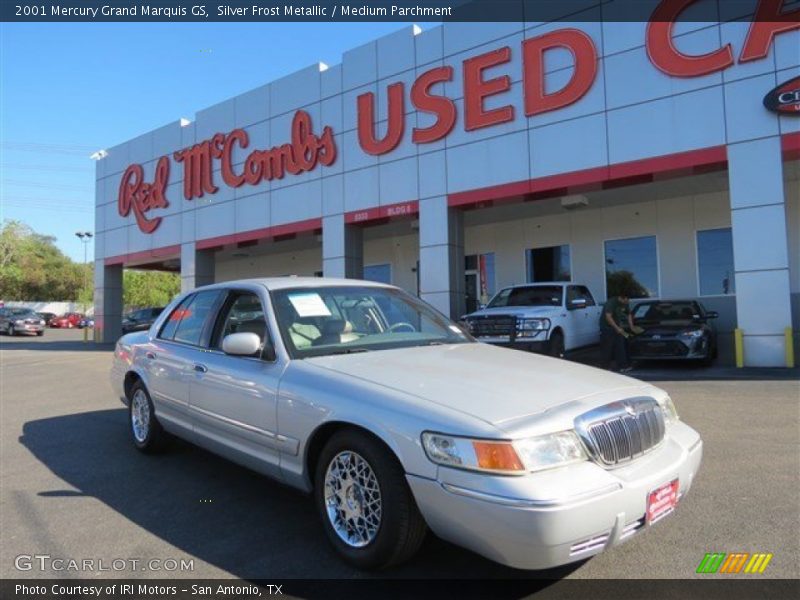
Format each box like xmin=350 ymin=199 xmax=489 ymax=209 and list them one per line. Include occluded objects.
xmin=93 ymin=9 xmax=800 ymax=366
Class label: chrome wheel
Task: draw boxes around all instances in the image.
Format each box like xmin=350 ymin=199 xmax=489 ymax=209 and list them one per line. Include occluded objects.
xmin=324 ymin=451 xmax=382 ymax=548
xmin=130 ymin=389 xmax=150 ymax=443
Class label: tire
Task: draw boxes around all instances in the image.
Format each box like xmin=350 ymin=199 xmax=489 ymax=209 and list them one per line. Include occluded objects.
xmin=314 ymin=429 xmax=427 ymax=570
xmin=128 ymin=380 xmax=169 ymax=453
xmin=36 ymin=331 xmax=44 ymax=337
xmin=548 ymin=330 xmax=565 ymax=358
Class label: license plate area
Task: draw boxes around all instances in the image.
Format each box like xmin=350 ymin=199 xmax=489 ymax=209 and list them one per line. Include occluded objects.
xmin=647 ymin=479 xmax=679 ymax=524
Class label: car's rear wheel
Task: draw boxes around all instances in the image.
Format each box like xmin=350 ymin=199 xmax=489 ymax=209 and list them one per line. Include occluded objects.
xmin=548 ymin=330 xmax=565 ymax=358
xmin=314 ymin=430 xmax=427 ymax=569
xmin=128 ymin=380 xmax=168 ymax=453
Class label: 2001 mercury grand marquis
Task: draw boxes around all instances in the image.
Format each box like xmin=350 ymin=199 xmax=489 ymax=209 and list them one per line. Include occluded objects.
xmin=111 ymin=277 xmax=703 ymax=570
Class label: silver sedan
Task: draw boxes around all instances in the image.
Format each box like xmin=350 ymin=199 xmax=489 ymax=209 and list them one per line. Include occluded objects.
xmin=111 ymin=278 xmax=702 ymax=570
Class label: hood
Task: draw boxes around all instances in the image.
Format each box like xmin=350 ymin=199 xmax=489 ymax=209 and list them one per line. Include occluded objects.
xmin=638 ymin=322 xmax=705 ymax=336
xmin=465 ymin=305 xmax=562 ymax=319
xmin=305 ymin=343 xmax=656 ymax=427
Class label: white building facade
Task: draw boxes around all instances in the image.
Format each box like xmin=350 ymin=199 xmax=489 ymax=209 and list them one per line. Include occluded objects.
xmin=94 ymin=7 xmax=800 ymax=367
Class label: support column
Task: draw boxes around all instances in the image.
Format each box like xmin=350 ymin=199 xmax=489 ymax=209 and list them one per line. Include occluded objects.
xmin=181 ymin=242 xmax=215 ymax=293
xmin=322 ymin=214 xmax=363 ymax=279
xmin=94 ymin=261 xmax=123 ymax=343
xmin=728 ymin=137 xmax=793 ymax=367
xmin=419 ymin=196 xmax=465 ymax=319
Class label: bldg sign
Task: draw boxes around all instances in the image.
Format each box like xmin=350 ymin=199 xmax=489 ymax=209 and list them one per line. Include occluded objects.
xmin=117 ymin=0 xmax=800 ymax=233
xmin=763 ymin=76 xmax=800 ymax=116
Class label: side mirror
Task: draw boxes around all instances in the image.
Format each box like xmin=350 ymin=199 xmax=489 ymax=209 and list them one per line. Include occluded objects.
xmin=705 ymin=311 xmax=719 ymax=319
xmin=222 ymin=332 xmax=262 ymax=356
xmin=569 ymin=298 xmax=587 ymax=310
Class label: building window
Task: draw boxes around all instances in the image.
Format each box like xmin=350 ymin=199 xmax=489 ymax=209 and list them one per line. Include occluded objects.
xmin=526 ymin=245 xmax=571 ymax=283
xmin=697 ymin=228 xmax=735 ymax=296
xmin=604 ymin=236 xmax=658 ymax=299
xmin=363 ymin=263 xmax=391 ymax=285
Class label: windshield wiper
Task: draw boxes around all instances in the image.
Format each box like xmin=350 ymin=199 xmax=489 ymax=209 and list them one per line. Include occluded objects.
xmin=326 ymin=347 xmax=371 ymax=355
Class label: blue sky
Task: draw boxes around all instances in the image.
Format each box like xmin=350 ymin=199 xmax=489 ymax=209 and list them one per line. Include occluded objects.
xmin=0 ymin=22 xmax=421 ymax=261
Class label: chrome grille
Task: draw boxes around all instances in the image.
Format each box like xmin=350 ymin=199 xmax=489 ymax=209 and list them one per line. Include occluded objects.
xmin=466 ymin=315 xmax=515 ymax=338
xmin=575 ymin=398 xmax=665 ymax=466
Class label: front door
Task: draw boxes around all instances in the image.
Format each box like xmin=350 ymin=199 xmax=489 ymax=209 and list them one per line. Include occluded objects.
xmin=188 ymin=289 xmax=282 ymax=478
xmin=146 ymin=290 xmax=224 ymax=435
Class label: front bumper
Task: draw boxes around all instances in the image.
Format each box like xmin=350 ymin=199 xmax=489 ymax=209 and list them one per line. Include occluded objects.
xmin=12 ymin=323 xmax=44 ymax=334
xmin=407 ymin=422 xmax=702 ymax=570
xmin=630 ymin=336 xmax=712 ymax=360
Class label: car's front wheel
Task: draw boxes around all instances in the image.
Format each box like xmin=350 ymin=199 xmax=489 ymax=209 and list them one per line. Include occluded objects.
xmin=548 ymin=330 xmax=565 ymax=358
xmin=314 ymin=430 xmax=427 ymax=569
xmin=128 ymin=380 xmax=168 ymax=453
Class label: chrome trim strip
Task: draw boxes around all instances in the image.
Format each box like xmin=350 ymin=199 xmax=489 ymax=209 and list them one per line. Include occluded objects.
xmin=440 ymin=482 xmax=622 ymax=508
xmin=189 ymin=404 xmax=277 ymax=440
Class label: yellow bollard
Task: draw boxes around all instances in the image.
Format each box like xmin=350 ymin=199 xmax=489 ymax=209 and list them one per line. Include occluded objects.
xmin=787 ymin=327 xmax=795 ymax=369
xmin=734 ymin=328 xmax=744 ymax=368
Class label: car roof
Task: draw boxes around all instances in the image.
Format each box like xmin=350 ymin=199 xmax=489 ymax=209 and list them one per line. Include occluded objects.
xmin=192 ymin=276 xmax=395 ymax=292
xmin=500 ymin=282 xmax=568 ymax=289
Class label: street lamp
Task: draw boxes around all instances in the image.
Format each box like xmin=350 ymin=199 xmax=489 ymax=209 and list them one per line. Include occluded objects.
xmin=75 ymin=231 xmax=93 ymax=312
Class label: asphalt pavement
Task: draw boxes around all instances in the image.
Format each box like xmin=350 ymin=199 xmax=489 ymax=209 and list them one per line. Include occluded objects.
xmin=1 ymin=329 xmax=798 ymax=586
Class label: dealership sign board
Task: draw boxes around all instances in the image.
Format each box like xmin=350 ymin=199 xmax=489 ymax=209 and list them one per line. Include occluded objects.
xmin=763 ymin=76 xmax=800 ymax=116
xmin=117 ymin=0 xmax=800 ymax=233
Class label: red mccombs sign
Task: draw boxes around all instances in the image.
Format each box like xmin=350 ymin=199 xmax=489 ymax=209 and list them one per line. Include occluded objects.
xmin=118 ymin=0 xmax=800 ymax=233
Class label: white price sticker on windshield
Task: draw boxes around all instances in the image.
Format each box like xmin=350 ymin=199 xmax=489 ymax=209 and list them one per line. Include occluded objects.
xmin=288 ymin=293 xmax=331 ymax=317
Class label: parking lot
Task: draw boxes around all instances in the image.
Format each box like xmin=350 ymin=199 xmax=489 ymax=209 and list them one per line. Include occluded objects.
xmin=1 ymin=329 xmax=798 ymax=584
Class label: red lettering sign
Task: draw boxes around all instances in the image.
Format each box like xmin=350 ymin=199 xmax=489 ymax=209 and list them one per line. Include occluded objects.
xmin=118 ymin=156 xmax=170 ymax=233
xmin=647 ymin=0 xmax=799 ymax=77
xmin=523 ymin=29 xmax=598 ymax=117
xmin=463 ymin=46 xmax=514 ymax=131
xmin=357 ymin=82 xmax=405 ymax=155
xmin=411 ymin=66 xmax=456 ymax=144
xmin=174 ymin=110 xmax=336 ymax=201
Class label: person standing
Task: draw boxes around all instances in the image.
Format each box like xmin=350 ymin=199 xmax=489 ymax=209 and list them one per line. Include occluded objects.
xmin=600 ymin=291 xmax=635 ymax=372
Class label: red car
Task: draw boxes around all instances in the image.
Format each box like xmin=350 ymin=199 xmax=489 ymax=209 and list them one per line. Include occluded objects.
xmin=49 ymin=313 xmax=84 ymax=328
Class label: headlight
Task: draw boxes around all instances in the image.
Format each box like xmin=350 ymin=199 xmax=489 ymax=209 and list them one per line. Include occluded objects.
xmin=681 ymin=329 xmax=704 ymax=338
xmin=658 ymin=396 xmax=680 ymax=425
xmin=422 ymin=430 xmax=587 ymax=475
xmin=15 ymin=319 xmax=26 ymax=325
xmin=516 ymin=318 xmax=550 ymax=338
xmin=514 ymin=431 xmax=587 ymax=471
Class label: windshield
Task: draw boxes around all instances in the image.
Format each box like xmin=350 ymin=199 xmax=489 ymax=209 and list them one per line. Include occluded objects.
xmin=271 ymin=285 xmax=473 ymax=358
xmin=8 ymin=308 xmax=36 ymax=317
xmin=487 ymin=286 xmax=563 ymax=308
xmin=633 ymin=302 xmax=699 ymax=323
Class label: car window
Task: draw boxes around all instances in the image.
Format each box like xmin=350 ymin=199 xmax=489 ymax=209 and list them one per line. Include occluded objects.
xmin=567 ymin=286 xmax=596 ymax=307
xmin=171 ymin=291 xmax=223 ymax=346
xmin=487 ymin=286 xmax=563 ymax=308
xmin=272 ymin=286 xmax=471 ymax=358
xmin=214 ymin=292 xmax=268 ymax=352
xmin=158 ymin=296 xmax=193 ymax=340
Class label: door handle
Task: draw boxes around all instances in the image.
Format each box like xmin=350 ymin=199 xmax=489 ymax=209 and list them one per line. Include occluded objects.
xmin=145 ymin=352 xmax=156 ymax=360
xmin=194 ymin=364 xmax=208 ymax=373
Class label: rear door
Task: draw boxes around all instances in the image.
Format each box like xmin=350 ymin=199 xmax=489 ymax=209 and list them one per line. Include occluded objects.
xmin=145 ymin=290 xmax=224 ymax=434
xmin=187 ymin=286 xmax=284 ymax=478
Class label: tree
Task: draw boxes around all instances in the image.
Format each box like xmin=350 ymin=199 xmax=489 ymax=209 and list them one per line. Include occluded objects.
xmin=123 ymin=270 xmax=181 ymax=309
xmin=0 ymin=220 xmax=85 ymax=301
xmin=606 ymin=270 xmax=650 ymax=299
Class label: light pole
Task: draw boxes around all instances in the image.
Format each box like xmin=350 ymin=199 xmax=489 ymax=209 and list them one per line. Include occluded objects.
xmin=75 ymin=231 xmax=93 ymax=313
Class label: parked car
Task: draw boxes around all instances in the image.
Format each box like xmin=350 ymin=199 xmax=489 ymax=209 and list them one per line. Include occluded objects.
xmin=462 ymin=283 xmax=602 ymax=357
xmin=49 ymin=313 xmax=84 ymax=328
xmin=111 ymin=278 xmax=703 ymax=570
xmin=37 ymin=312 xmax=56 ymax=325
xmin=629 ymin=300 xmax=718 ymax=365
xmin=0 ymin=307 xmax=46 ymax=336
xmin=121 ymin=307 xmax=165 ymax=334
xmin=79 ymin=317 xmax=95 ymax=328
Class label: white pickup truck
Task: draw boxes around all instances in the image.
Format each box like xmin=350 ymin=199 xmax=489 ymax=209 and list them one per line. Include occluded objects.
xmin=462 ymin=282 xmax=602 ymax=357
